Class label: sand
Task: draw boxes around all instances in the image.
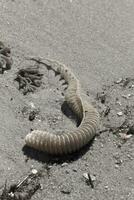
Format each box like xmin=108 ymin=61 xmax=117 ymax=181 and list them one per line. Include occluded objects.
xmin=0 ymin=0 xmax=134 ymax=199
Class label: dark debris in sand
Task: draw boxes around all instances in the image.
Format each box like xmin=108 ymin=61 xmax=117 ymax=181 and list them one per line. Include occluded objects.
xmin=15 ymin=64 xmax=44 ymax=95
xmin=97 ymin=77 xmax=134 ymax=140
xmin=0 ymin=171 xmax=41 ymax=200
xmin=0 ymin=41 xmax=13 ymax=74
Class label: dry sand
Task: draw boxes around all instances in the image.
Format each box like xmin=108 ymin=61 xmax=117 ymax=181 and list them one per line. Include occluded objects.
xmin=0 ymin=0 xmax=134 ymax=199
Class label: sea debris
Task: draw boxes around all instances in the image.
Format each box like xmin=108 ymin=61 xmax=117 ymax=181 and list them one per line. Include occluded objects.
xmin=0 ymin=170 xmax=41 ymax=200
xmin=96 ymin=92 xmax=106 ymax=104
xmin=115 ymin=78 xmax=123 ymax=84
xmin=117 ymin=111 xmax=123 ymax=116
xmin=127 ymin=125 xmax=134 ymax=135
xmin=103 ymin=106 xmax=110 ymax=117
xmin=122 ymin=94 xmax=133 ymax=99
xmin=83 ymin=172 xmax=95 ymax=188
xmin=61 ymin=162 xmax=68 ymax=167
xmin=15 ymin=65 xmax=43 ymax=95
xmin=60 ymin=183 xmax=72 ymax=194
xmin=118 ymin=133 xmax=132 ymax=140
xmin=0 ymin=41 xmax=13 ymax=74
